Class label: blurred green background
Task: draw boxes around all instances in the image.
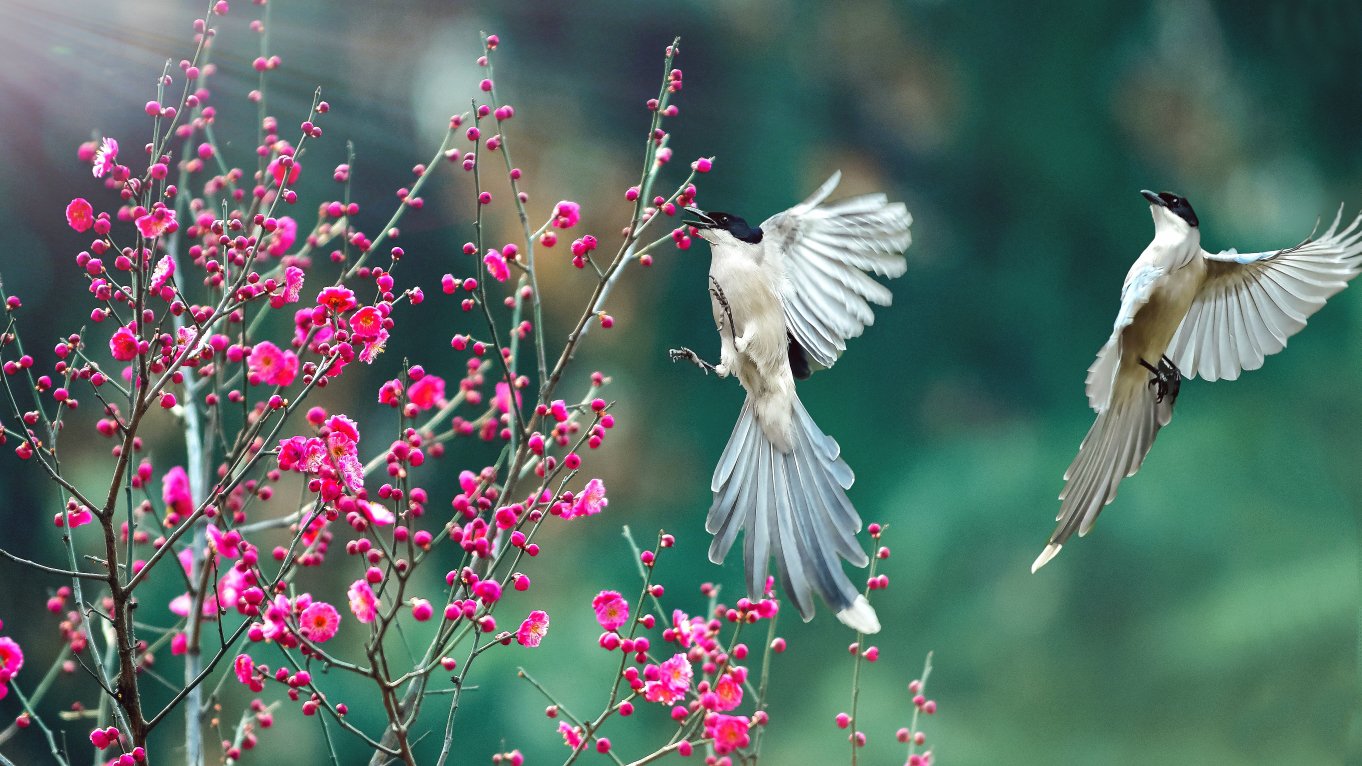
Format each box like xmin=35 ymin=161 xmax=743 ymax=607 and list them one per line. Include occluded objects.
xmin=1 ymin=0 xmax=1361 ymax=763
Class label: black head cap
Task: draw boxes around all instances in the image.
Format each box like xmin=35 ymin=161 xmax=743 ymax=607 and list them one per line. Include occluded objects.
xmin=1140 ymin=189 xmax=1198 ymax=227
xmin=683 ymin=207 xmax=763 ymax=244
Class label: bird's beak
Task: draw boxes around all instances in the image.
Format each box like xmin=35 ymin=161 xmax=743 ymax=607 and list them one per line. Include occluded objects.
xmin=683 ymin=206 xmax=716 ymax=229
xmin=1140 ymin=189 xmax=1165 ymax=207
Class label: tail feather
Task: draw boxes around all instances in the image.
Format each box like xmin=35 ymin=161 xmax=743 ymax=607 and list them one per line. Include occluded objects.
xmin=708 ymin=394 xmax=877 ymax=632
xmin=1036 ymin=382 xmax=1176 ymax=571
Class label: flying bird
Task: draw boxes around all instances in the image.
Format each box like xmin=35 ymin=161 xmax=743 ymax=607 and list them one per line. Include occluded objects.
xmin=671 ymin=171 xmax=912 ymax=633
xmin=1034 ymin=190 xmax=1362 ymax=572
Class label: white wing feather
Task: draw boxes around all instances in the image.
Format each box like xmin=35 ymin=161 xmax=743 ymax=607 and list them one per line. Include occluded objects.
xmin=1166 ymin=208 xmax=1362 ymax=381
xmin=762 ymin=171 xmax=912 ymax=368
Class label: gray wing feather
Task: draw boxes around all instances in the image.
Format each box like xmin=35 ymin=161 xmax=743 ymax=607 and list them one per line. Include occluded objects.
xmin=763 ymin=171 xmax=912 ymax=368
xmin=1166 ymin=207 xmax=1362 ymax=381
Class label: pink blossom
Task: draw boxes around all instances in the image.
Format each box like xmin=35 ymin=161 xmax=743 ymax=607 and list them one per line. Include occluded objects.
xmin=317 ymin=286 xmax=357 ymax=314
xmin=484 ymin=249 xmax=509 ymax=282
xmin=361 ymin=500 xmax=395 ymax=526
xmin=516 ymin=610 xmax=549 ymax=647
xmin=592 ymin=590 xmax=630 ymax=632
xmin=298 ymin=602 xmax=340 ymax=643
xmin=277 ymin=436 xmax=312 ymax=472
xmin=268 ymin=156 xmax=301 ymax=186
xmin=149 ymin=255 xmax=175 ymax=293
xmin=494 ymin=381 xmax=522 ymax=414
xmin=135 ymin=205 xmax=177 ymax=238
xmin=348 ymin=305 xmax=384 ymax=341
xmin=325 ymin=414 xmax=360 ymax=442
xmin=553 ymin=200 xmax=581 ymax=229
xmin=92 ymin=137 xmax=118 ymax=178
xmin=563 ymin=478 xmax=607 ymax=519
xmin=714 ymin=671 xmax=744 ymax=711
xmin=266 ymin=216 xmax=297 ymax=256
xmin=558 ymin=722 xmax=583 ymax=750
xmin=408 ymin=375 xmax=445 ymax=411
xmin=0 ymin=637 xmax=23 ymax=689
xmin=359 ymin=329 xmax=389 ymax=363
xmin=644 ymin=654 xmax=692 ymax=705
xmin=326 ymin=432 xmax=364 ymax=493
xmin=66 ymin=198 xmax=94 ymax=232
xmin=270 ymin=266 xmax=305 ymax=308
xmin=109 ymin=326 xmax=139 ymax=361
xmin=162 ymin=466 xmax=193 ymax=520
xmin=705 ymin=714 xmax=750 ymax=755
xmin=348 ymin=579 xmax=379 ymax=623
xmin=247 ymin=341 xmax=299 ymax=387
xmin=234 ymin=654 xmax=263 ymax=692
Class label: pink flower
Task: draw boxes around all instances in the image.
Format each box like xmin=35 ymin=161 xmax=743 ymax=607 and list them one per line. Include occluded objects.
xmin=564 ymin=478 xmax=607 ymax=519
xmin=163 ymin=466 xmax=193 ymax=520
xmin=234 ymin=654 xmax=263 ymax=692
xmin=644 ymin=654 xmax=692 ymax=705
xmin=361 ymin=500 xmax=395 ymax=526
xmin=66 ymin=198 xmax=94 ymax=232
xmin=268 ymin=156 xmax=301 ymax=186
xmin=298 ymin=602 xmax=340 ymax=642
xmin=92 ymin=137 xmax=118 ymax=178
xmin=348 ymin=579 xmax=379 ymax=623
xmin=326 ymin=432 xmax=364 ymax=494
xmin=552 ymin=200 xmax=581 ymax=229
xmin=270 ymin=266 xmax=305 ymax=308
xmin=109 ymin=326 xmax=139 ymax=361
xmin=359 ymin=330 xmax=389 ymax=364
xmin=0 ymin=637 xmax=23 ymax=686
xmin=705 ymin=713 xmax=750 ymax=755
xmin=494 ymin=381 xmax=521 ymax=414
xmin=149 ymin=255 xmax=175 ymax=293
xmin=558 ymin=722 xmax=583 ymax=750
xmin=317 ymin=286 xmax=357 ymax=314
xmin=266 ymin=216 xmax=297 ymax=256
xmin=592 ymin=591 xmax=630 ymax=632
xmin=408 ymin=375 xmax=445 ymax=411
xmin=247 ymin=341 xmax=298 ymax=386
xmin=713 ymin=671 xmax=744 ymax=711
xmin=277 ymin=436 xmax=312 ymax=472
xmin=135 ymin=205 xmax=177 ymax=238
xmin=325 ymin=414 xmax=360 ymax=442
xmin=516 ymin=610 xmax=549 ymax=647
xmin=484 ymin=249 xmax=509 ymax=282
xmin=348 ymin=305 xmax=384 ymax=341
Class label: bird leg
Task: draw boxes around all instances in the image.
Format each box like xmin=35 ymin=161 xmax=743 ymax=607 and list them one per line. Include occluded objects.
xmin=669 ymin=347 xmax=718 ymax=375
xmin=708 ymin=276 xmax=736 ymax=343
xmin=1138 ymin=355 xmax=1182 ymax=403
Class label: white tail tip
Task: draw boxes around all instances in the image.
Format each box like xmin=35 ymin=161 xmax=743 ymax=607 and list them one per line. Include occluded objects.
xmin=836 ymin=595 xmax=881 ymax=634
xmin=1031 ymin=543 xmax=1063 ymax=573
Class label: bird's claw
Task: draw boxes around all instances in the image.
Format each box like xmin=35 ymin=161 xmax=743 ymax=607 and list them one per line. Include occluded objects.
xmin=708 ymin=276 xmax=737 ymax=342
xmin=669 ymin=347 xmax=716 ymax=375
xmin=1139 ymin=355 xmax=1182 ymax=404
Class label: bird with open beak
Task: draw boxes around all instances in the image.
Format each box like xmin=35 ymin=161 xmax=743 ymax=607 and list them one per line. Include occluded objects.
xmin=671 ymin=171 xmax=912 ymax=632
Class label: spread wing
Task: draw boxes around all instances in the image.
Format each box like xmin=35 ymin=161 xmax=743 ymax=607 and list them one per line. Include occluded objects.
xmin=762 ymin=171 xmax=912 ymax=369
xmin=1166 ymin=207 xmax=1362 ymax=381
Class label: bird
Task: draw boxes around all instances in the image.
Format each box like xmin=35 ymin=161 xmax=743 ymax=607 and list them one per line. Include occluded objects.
xmin=670 ymin=170 xmax=912 ymax=633
xmin=1033 ymin=189 xmax=1362 ymax=573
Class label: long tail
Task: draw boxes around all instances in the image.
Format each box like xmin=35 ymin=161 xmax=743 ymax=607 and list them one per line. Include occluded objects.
xmin=707 ymin=394 xmax=880 ymax=633
xmin=1032 ymin=380 xmax=1175 ymax=572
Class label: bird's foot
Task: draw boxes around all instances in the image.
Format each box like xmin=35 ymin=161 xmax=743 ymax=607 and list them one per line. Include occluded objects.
xmin=1138 ymin=355 xmax=1182 ymax=403
xmin=708 ymin=276 xmax=736 ymax=342
xmin=669 ymin=347 xmax=717 ymax=375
